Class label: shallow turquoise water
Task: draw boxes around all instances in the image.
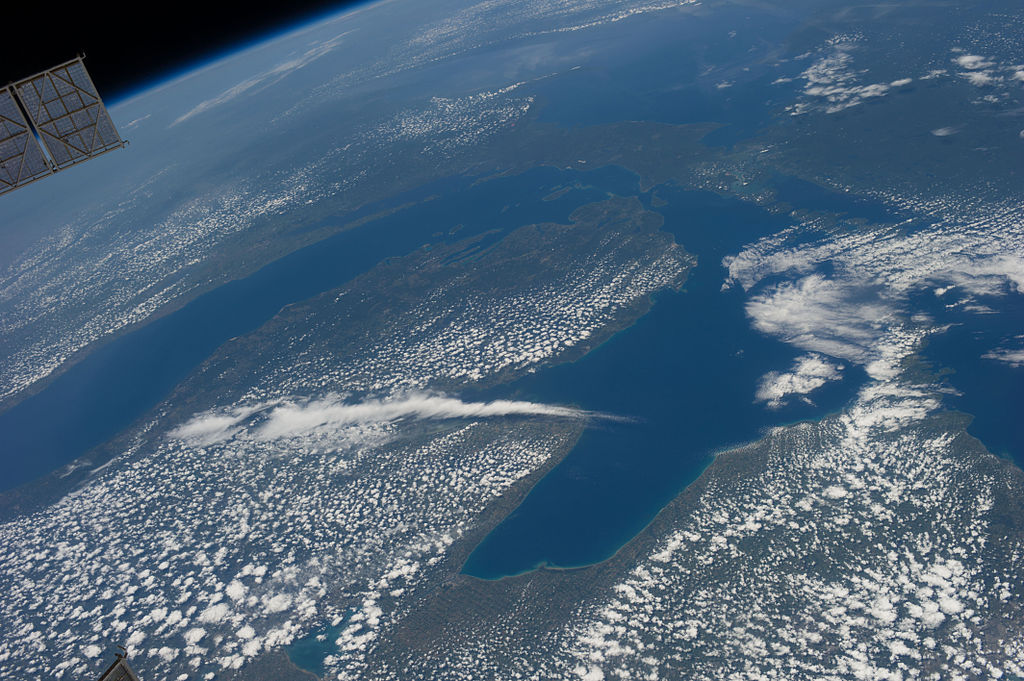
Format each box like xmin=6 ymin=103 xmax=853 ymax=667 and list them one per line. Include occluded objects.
xmin=287 ymin=624 xmax=348 ymax=678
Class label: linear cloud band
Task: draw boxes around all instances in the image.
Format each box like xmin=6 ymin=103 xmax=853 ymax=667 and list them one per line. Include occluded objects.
xmin=170 ymin=392 xmax=620 ymax=445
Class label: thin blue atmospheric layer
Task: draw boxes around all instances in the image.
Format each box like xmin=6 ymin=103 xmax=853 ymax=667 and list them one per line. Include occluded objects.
xmin=461 ymin=186 xmax=872 ymax=580
xmin=108 ymin=1 xmax=373 ymax=106
xmin=0 ymin=166 xmax=636 ymax=493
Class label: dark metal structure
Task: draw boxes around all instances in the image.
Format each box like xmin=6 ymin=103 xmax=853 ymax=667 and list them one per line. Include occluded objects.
xmin=0 ymin=56 xmax=125 ymax=196
xmin=95 ymin=649 xmax=141 ymax=681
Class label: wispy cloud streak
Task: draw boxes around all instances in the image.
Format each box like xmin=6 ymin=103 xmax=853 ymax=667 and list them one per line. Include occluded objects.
xmin=172 ymin=32 xmax=349 ymax=126
xmin=170 ymin=392 xmax=622 ymax=445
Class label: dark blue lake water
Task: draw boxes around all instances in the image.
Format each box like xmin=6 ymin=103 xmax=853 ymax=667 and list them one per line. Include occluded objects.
xmin=915 ymin=290 xmax=1024 ymax=469
xmin=461 ymin=186 xmax=870 ymax=579
xmin=527 ymin=4 xmax=808 ymax=149
xmin=0 ymin=166 xmax=630 ymax=492
xmin=282 ymin=180 xmax=881 ymax=669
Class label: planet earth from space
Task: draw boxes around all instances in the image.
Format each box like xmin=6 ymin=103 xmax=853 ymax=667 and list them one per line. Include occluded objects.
xmin=1 ymin=0 xmax=1024 ymax=679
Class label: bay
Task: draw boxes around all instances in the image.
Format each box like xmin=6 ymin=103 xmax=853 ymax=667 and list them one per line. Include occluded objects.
xmin=462 ymin=187 xmax=870 ymax=579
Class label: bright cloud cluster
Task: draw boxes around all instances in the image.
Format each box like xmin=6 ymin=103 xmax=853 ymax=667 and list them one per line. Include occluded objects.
xmin=725 ymin=194 xmax=1024 ymax=382
xmin=756 ymin=353 xmax=844 ymax=408
xmin=951 ymin=50 xmax=1024 ymax=94
xmin=982 ymin=336 xmax=1024 ymax=368
xmin=785 ymin=37 xmax=1024 ymax=117
xmin=786 ymin=37 xmax=915 ymax=115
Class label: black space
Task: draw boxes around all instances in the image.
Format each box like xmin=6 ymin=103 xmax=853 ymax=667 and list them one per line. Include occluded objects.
xmin=1 ymin=0 xmax=364 ymax=102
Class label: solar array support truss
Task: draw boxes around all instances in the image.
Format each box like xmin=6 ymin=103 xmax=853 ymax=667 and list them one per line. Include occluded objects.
xmin=1 ymin=56 xmax=125 ymax=196
xmin=95 ymin=653 xmax=142 ymax=681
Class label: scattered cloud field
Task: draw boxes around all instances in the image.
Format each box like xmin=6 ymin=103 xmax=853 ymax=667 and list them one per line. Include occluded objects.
xmin=374 ymin=186 xmax=1024 ymax=680
xmin=554 ymin=380 xmax=1024 ymax=681
xmin=3 ymin=3 xmax=1024 ymax=681
xmin=0 ymin=195 xmax=687 ymax=680
xmin=786 ymin=34 xmax=1023 ymax=116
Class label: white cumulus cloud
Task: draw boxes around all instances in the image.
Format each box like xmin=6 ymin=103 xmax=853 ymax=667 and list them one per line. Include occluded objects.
xmin=198 ymin=603 xmax=232 ymax=624
xmin=745 ymin=274 xmax=894 ymax=367
xmin=726 ymin=193 xmax=1024 ymax=388
xmin=982 ymin=337 xmax=1024 ymax=368
xmin=756 ymin=354 xmax=845 ymax=408
xmin=954 ymin=54 xmax=994 ymax=70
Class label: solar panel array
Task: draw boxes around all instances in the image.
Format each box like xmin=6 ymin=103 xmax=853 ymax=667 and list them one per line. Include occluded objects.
xmin=1 ymin=56 xmax=125 ymax=196
xmin=14 ymin=58 xmax=124 ymax=169
xmin=0 ymin=86 xmax=53 ymax=195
